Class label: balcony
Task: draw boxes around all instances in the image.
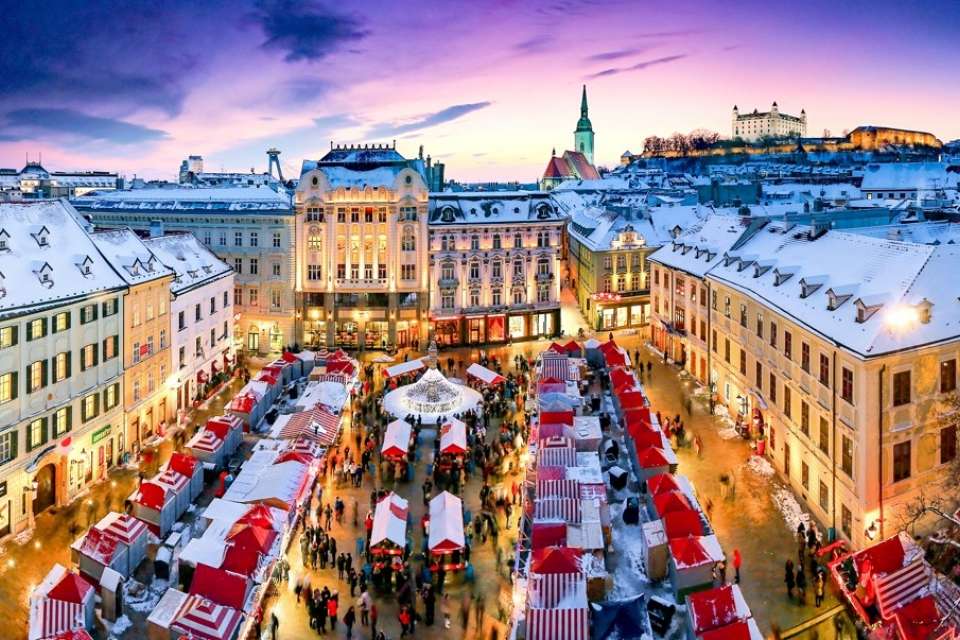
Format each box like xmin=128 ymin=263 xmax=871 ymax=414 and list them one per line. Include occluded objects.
xmin=334 ymin=278 xmax=388 ymax=290
xmin=438 ymin=277 xmax=458 ymax=289
xmin=535 ymin=271 xmax=554 ymax=282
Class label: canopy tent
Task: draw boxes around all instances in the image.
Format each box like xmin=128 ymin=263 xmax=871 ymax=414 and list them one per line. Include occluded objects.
xmin=590 ymin=595 xmax=647 ymax=640
xmin=185 ymin=428 xmax=226 ymax=468
xmin=206 ymin=414 xmax=244 ymax=454
xmin=531 ymin=546 xmax=583 ymax=574
xmin=540 ymin=409 xmax=574 ymax=426
xmin=630 ymin=425 xmax=667 ymax=451
xmin=168 ymin=452 xmax=204 ymax=502
xmin=687 ymin=584 xmax=752 ymax=637
xmin=439 ymin=418 xmax=468 ymax=455
xmin=537 ymin=422 xmax=574 ymax=440
xmin=189 ymin=563 xmax=252 ymax=611
xmin=526 ymin=607 xmax=589 ymax=640
xmin=653 ymin=490 xmax=694 ymax=518
xmin=610 ymin=368 xmax=638 ymax=392
xmin=647 ymin=473 xmax=681 ymax=497
xmin=537 ymin=379 xmax=567 ymax=395
xmin=562 ymin=340 xmax=582 ymax=355
xmin=531 ymin=522 xmax=567 ymax=549
xmin=547 ymin=342 xmax=567 ymax=354
xmin=534 ymin=498 xmax=582 ymax=524
xmin=662 ymin=510 xmax=706 ymax=539
xmin=274 ymin=407 xmax=341 ymax=445
xmin=670 ymin=535 xmax=724 ymax=571
xmin=92 ymin=512 xmax=148 ymax=576
xmin=28 ymin=564 xmax=95 ymax=640
xmin=171 ymin=593 xmax=244 ymax=640
xmin=541 ymin=355 xmax=571 ymax=381
xmin=371 ymin=493 xmax=409 ymax=553
xmin=383 ymin=358 xmax=425 ymax=379
xmin=381 ymin=420 xmax=413 ymax=459
xmin=222 ymin=459 xmax=310 ymax=511
xmin=70 ymin=527 xmax=123 ymax=585
xmin=466 ymin=362 xmax=505 ymax=385
xmin=537 ymin=479 xmax=579 ymax=500
xmin=428 ymin=491 xmax=465 ymax=554
xmin=129 ymin=480 xmax=178 ymax=537
xmin=325 ymin=359 xmax=356 ymax=377
xmin=538 ymin=445 xmax=576 ymax=468
xmin=294 ymin=380 xmax=349 ymax=413
xmin=604 ymin=348 xmax=630 ymax=368
xmin=617 ymin=390 xmax=647 ymax=410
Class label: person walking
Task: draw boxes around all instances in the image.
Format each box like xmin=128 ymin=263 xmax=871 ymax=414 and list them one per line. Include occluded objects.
xmin=327 ymin=596 xmax=339 ymax=631
xmin=732 ymin=549 xmax=742 ymax=584
xmin=359 ymin=590 xmax=371 ymax=625
xmin=370 ymin=602 xmax=379 ymax=638
xmin=343 ymin=606 xmax=356 ymax=639
xmin=785 ymin=559 xmax=795 ymax=598
xmin=270 ymin=611 xmax=279 ymax=639
xmin=815 ymin=571 xmax=826 ymax=607
xmin=795 ymin=565 xmax=807 ymax=604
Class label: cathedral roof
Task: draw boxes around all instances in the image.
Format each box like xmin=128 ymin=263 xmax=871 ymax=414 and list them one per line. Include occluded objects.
xmin=541 ymin=152 xmax=599 ymax=182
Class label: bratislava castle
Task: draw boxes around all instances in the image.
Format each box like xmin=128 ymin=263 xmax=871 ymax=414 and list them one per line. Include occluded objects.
xmin=733 ymin=102 xmax=806 ymax=141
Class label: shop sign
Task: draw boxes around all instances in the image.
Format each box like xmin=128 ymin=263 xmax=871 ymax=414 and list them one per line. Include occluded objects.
xmin=91 ymin=425 xmax=112 ymax=444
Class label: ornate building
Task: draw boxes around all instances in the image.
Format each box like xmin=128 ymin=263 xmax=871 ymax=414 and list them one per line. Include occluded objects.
xmin=294 ymin=144 xmax=430 ymax=350
xmin=427 ymin=193 xmax=564 ymax=345
xmin=732 ymin=102 xmax=806 ymax=142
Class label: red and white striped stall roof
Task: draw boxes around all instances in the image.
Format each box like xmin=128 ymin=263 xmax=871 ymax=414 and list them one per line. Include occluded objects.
xmin=277 ymin=408 xmax=340 ymax=445
xmin=536 ymin=479 xmax=579 ymax=500
xmin=533 ymin=498 xmax=582 ymax=523
xmin=538 ymin=446 xmax=576 ymax=468
xmin=314 ymin=373 xmax=349 ymax=385
xmin=529 ymin=572 xmax=587 ymax=608
xmin=540 ymin=356 xmax=570 ymax=381
xmin=187 ymin=429 xmax=224 ymax=454
xmin=170 ymin=595 xmax=244 ymax=640
xmin=526 ymin=607 xmax=589 ymax=640
xmin=31 ymin=599 xmax=86 ymax=640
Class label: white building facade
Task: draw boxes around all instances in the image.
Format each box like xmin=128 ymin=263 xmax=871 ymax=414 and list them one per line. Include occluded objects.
xmin=144 ymin=234 xmax=235 ymax=416
xmin=427 ymin=193 xmax=564 ymax=346
xmin=732 ymin=103 xmax=806 ymax=142
xmin=0 ymin=201 xmax=126 ymax=540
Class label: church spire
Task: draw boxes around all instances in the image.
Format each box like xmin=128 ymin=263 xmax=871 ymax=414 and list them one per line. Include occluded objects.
xmin=581 ymin=84 xmax=588 ymax=118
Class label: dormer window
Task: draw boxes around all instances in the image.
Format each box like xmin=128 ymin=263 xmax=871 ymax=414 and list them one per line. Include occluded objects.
xmin=917 ymin=298 xmax=933 ymax=324
xmin=536 ymin=204 xmax=553 ymax=219
xmin=76 ymin=255 xmax=94 ymax=277
xmin=855 ymin=298 xmax=883 ymax=323
xmin=826 ymin=286 xmax=856 ymax=311
xmin=0 ymin=270 xmax=5 ymax=298
xmin=753 ymin=262 xmax=773 ymax=278
xmin=723 ymin=253 xmax=739 ymax=267
xmin=737 ymin=259 xmax=754 ymax=272
xmin=706 ymin=251 xmax=716 ymax=261
xmin=187 ymin=269 xmax=198 ymax=279
xmin=202 ymin=264 xmax=212 ymax=274
xmin=32 ymin=225 xmax=50 ymax=248
xmin=799 ymin=277 xmax=825 ymax=298
xmin=773 ymin=268 xmax=794 ymax=286
xmin=34 ymin=261 xmax=53 ymax=287
xmin=0 ymin=229 xmax=9 ymax=252
xmin=145 ymin=256 xmax=157 ymax=272
xmin=127 ymin=259 xmax=141 ymax=277
xmin=440 ymin=207 xmax=456 ymax=222
xmin=681 ymin=244 xmax=692 ymax=255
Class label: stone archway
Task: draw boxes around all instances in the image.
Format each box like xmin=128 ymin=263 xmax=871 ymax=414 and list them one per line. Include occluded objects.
xmin=32 ymin=463 xmax=57 ymax=514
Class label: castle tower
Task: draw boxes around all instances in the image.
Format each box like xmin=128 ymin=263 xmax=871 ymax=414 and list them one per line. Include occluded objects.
xmin=574 ymin=85 xmax=595 ymax=164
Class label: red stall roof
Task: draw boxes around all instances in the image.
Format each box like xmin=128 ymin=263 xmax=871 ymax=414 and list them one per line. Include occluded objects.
xmin=636 ymin=446 xmax=672 ymax=469
xmin=654 ymin=490 xmax=694 ymax=517
xmin=531 ymin=522 xmax=567 ymax=549
xmin=134 ymin=482 xmax=169 ymax=511
xmin=189 ymin=563 xmax=250 ymax=611
xmin=670 ymin=536 xmax=713 ymax=569
xmin=280 ymin=351 xmax=298 ymax=363
xmin=168 ymin=452 xmax=199 ymax=478
xmin=647 ymin=473 xmax=681 ymax=496
xmin=531 ymin=546 xmax=583 ymax=575
xmin=662 ymin=510 xmax=704 ymax=539
xmin=227 ymin=523 xmax=277 ymax=555
xmin=688 ymin=585 xmax=751 ymax=634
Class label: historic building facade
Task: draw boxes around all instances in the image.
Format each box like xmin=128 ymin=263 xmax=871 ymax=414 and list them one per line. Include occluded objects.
xmin=90 ymin=230 xmax=174 ymax=454
xmin=144 ymin=234 xmax=234 ymax=417
xmin=651 ymin=217 xmax=960 ymax=548
xmin=73 ymin=186 xmax=297 ymax=354
xmin=0 ymin=201 xmax=126 ymax=540
xmin=294 ymin=145 xmax=430 ymax=350
xmin=427 ymin=193 xmax=564 ymax=346
xmin=732 ymin=102 xmax=806 ymax=141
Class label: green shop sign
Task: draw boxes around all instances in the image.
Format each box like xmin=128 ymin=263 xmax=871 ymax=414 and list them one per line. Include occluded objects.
xmin=91 ymin=425 xmax=112 ymax=444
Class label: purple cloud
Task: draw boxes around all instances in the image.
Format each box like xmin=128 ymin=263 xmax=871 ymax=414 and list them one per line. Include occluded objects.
xmin=367 ymin=102 xmax=492 ymax=137
xmin=254 ymin=0 xmax=369 ymax=62
xmin=586 ymin=54 xmax=688 ymax=78
xmin=2 ymin=108 xmax=169 ymax=144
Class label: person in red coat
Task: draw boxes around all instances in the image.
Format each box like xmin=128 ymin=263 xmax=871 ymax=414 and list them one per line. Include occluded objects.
xmin=733 ymin=548 xmax=742 ymax=584
xmin=327 ymin=596 xmax=339 ymax=629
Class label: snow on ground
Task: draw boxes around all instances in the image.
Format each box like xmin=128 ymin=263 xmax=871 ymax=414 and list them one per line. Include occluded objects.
xmin=606 ymin=502 xmax=653 ymax=601
xmin=124 ymin=578 xmax=168 ymax=613
xmin=771 ymin=487 xmax=812 ymax=534
xmin=106 ymin=614 xmax=132 ymax=638
xmin=717 ymin=427 xmax=740 ymax=440
xmin=744 ymin=455 xmax=774 ymax=477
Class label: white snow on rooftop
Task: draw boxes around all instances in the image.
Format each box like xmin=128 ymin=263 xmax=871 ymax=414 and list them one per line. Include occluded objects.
xmin=144 ymin=233 xmax=232 ymax=294
xmin=75 ymin=185 xmax=292 ymax=211
xmin=90 ymin=228 xmax=173 ymax=285
xmin=0 ymin=200 xmax=127 ymax=315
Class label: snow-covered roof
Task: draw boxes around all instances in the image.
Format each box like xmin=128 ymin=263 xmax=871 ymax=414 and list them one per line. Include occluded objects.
xmin=648 ymin=214 xmax=749 ymax=277
xmin=90 ymin=228 xmax=173 ymax=285
xmin=564 ymin=201 xmax=711 ymax=252
xmin=144 ymin=233 xmax=232 ymax=294
xmin=429 ymin=192 xmax=561 ymax=225
xmin=860 ymin=162 xmax=960 ymax=192
xmin=705 ymin=222 xmax=960 ymax=356
xmin=848 ymin=221 xmax=960 ymax=245
xmin=0 ymin=200 xmax=126 ymax=316
xmin=318 ymin=165 xmax=405 ymax=189
xmin=73 ymin=186 xmax=292 ymax=212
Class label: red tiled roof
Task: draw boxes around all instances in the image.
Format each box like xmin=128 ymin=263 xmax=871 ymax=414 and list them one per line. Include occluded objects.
xmin=542 ymin=156 xmax=570 ymax=179
xmin=563 ymin=151 xmax=600 ymax=180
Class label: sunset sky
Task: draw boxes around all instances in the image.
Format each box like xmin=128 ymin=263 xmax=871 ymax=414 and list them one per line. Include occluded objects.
xmin=2 ymin=0 xmax=957 ymax=182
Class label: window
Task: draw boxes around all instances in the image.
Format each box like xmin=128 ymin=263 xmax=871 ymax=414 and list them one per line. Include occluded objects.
xmin=469 ymin=290 xmax=480 ymax=307
xmin=492 ymin=290 xmax=501 ymax=306
xmin=210 ymin=296 xmax=216 ymax=314
xmin=337 ymin=208 xmax=346 ymax=223
xmin=712 ymin=329 xmax=717 ymax=353
xmin=223 ymin=291 xmax=229 ymax=308
xmin=801 ymin=342 xmax=810 ymax=373
xmin=350 ymin=209 xmax=359 ymax=223
xmin=514 ymin=233 xmax=523 ymax=249
xmin=159 ymin=329 xmax=167 ymax=350
xmin=537 ymin=284 xmax=550 ymax=303
xmin=195 ymin=336 xmax=202 ymax=355
xmin=273 ymin=232 xmax=281 ymax=248
xmin=378 ymin=208 xmax=387 ymax=223
xmin=739 ymin=350 xmax=746 ymax=375
xmin=513 ymin=289 xmax=525 ymax=305
xmin=800 ymin=401 xmax=809 ymax=436
xmin=54 ymin=407 xmax=71 ymax=436
xmin=179 ymin=346 xmax=186 ymax=367
xmin=784 ymin=332 xmax=792 ymax=359
xmin=233 ymin=258 xmax=242 ymax=274
xmin=723 ymin=296 xmax=730 ymax=318
xmin=249 ymin=258 xmax=258 ymax=275
xmin=203 ymin=230 xmax=211 ymax=245
xmin=819 ymin=481 xmax=829 ymax=511
xmin=841 ymin=368 xmax=854 ymax=403
xmin=769 ymin=322 xmax=777 ymax=348
xmin=513 ymin=261 xmax=524 ymax=278
xmin=27 ymin=417 xmax=46 ymax=451
xmin=469 ymin=262 xmax=480 ymax=280
xmin=365 ymin=209 xmax=373 ymax=223
xmin=0 ymin=372 xmax=16 ymax=404
xmin=842 ymin=435 xmax=854 ymax=477
xmin=801 ymin=461 xmax=809 ymax=490
xmin=82 ymin=393 xmax=99 ymax=421
xmin=401 ymin=228 xmax=416 ymax=251
xmin=210 ymin=328 xmax=216 ymax=346
xmin=819 ymin=417 xmax=829 ymax=455
xmin=893 ymin=371 xmax=911 ymax=406
xmin=941 ymin=426 xmax=957 ymax=465
xmin=893 ymin=441 xmax=911 ymax=482
xmin=492 ymin=234 xmax=501 ymax=249
xmin=724 ymin=338 xmax=730 ymax=363
xmin=194 ymin=303 xmax=202 ymax=322
xmin=819 ymin=354 xmax=830 ymax=387
xmin=711 ymin=290 xmax=717 ymax=311
xmin=132 ymin=342 xmax=140 ymax=364
xmin=755 ymin=361 xmax=763 ymax=389
xmin=102 ymin=298 xmax=118 ymax=317
xmin=308 ymin=235 xmax=322 ymax=250
xmin=0 ymin=431 xmax=17 ymax=465
xmin=145 ymin=301 xmax=154 ymax=321
xmin=27 ymin=318 xmax=47 ymax=341
xmin=756 ymin=311 xmax=763 ymax=338
xmin=537 ymin=258 xmax=550 ymax=276
xmin=470 ymin=236 xmax=479 ymax=251
xmin=308 ymin=265 xmax=322 ymax=280
xmin=26 ymin=360 xmax=47 ymax=393
xmin=441 ymin=263 xmax=455 ymax=281
xmin=941 ymin=359 xmax=957 ymax=394
xmin=841 ymin=505 xmax=852 ymax=539
xmin=234 ymin=231 xmax=242 ymax=246
xmin=401 ymin=265 xmax=415 ymax=280
xmin=783 ymin=385 xmax=792 ymax=418
xmin=146 ymin=335 xmax=154 ymax=356
xmin=271 ymin=290 xmax=281 ymax=310
xmin=0 ymin=326 xmax=17 ymax=348
xmin=53 ymin=352 xmax=70 ymax=382
xmin=54 ymin=311 xmax=71 ymax=331
xmin=234 ymin=287 xmax=242 ymax=306
xmin=219 ymin=232 xmax=226 ymax=246
xmin=249 ymin=289 xmax=258 ymax=306
xmin=492 ymin=260 xmax=502 ymax=279
xmin=769 ymin=373 xmax=777 ymax=403
xmin=441 ymin=291 xmax=454 ymax=310
xmin=739 ymin=304 xmax=747 ymax=328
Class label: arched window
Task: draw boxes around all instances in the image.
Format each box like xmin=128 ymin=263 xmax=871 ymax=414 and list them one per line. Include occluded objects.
xmin=492 ymin=259 xmax=502 ymax=279
xmin=440 ymin=207 xmax=455 ymax=222
xmin=441 ymin=262 xmax=455 ymax=281
xmin=469 ymin=260 xmax=480 ymax=280
xmin=513 ymin=260 xmax=524 ymax=278
xmin=537 ymin=258 xmax=549 ymax=275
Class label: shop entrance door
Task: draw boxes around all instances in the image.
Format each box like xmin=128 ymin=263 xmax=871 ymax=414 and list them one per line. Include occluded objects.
xmin=98 ymin=445 xmax=106 ymax=479
xmin=33 ymin=463 xmax=56 ymax=514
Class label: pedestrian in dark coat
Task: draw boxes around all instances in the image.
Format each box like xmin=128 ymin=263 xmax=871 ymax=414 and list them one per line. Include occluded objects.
xmin=795 ymin=566 xmax=807 ymax=603
xmin=785 ymin=559 xmax=795 ymax=597
xmin=344 ymin=606 xmax=357 ymax=639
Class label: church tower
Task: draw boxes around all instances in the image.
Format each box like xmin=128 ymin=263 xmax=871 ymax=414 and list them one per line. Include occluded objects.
xmin=574 ymin=85 xmax=595 ymax=164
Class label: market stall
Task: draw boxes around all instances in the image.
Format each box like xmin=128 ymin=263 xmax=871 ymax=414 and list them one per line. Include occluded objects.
xmin=129 ymin=480 xmax=179 ymax=537
xmin=28 ymin=564 xmax=95 ymax=640
xmin=383 ymin=358 xmax=425 ymax=380
xmin=466 ymin=363 xmax=505 ymax=386
xmin=669 ymin=534 xmax=725 ymax=598
xmin=686 ymin=584 xmax=752 ymax=639
xmin=428 ymin=491 xmax=466 ymax=571
xmin=167 ymin=452 xmax=204 ymax=502
xmin=437 ymin=417 xmax=468 ymax=471
xmin=381 ymin=419 xmax=413 ymax=459
xmin=70 ymin=526 xmax=125 ymax=585
xmin=170 ymin=592 xmax=245 ymax=640
xmin=92 ymin=512 xmax=149 ymax=577
xmin=280 ymin=350 xmax=304 ymax=379
xmin=272 ymin=406 xmax=341 ymax=446
xmin=154 ymin=467 xmax=191 ymax=519
xmin=185 ymin=428 xmax=226 ymax=470
xmin=227 ymin=387 xmax=266 ymax=430
xmin=207 ymin=414 xmax=244 ymax=454
xmin=370 ymin=493 xmax=409 ymax=567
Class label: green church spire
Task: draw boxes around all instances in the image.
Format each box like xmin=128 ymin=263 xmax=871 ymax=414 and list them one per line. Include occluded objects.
xmin=576 ymin=84 xmax=592 ymax=132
